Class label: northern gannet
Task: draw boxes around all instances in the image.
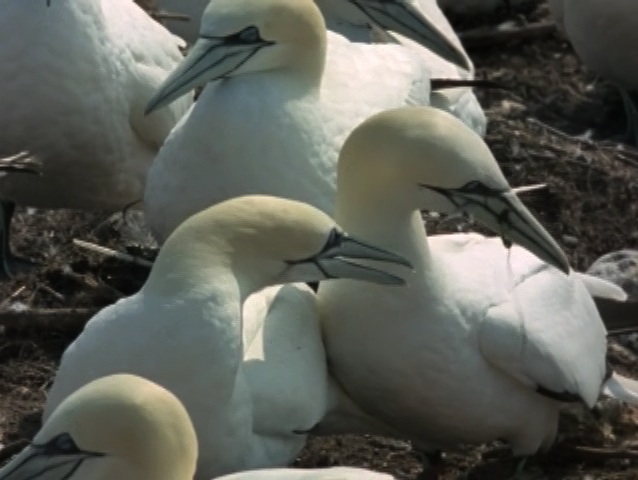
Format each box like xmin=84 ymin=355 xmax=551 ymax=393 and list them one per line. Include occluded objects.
xmin=43 ymin=195 xmax=411 ymax=479
xmin=0 ymin=0 xmax=192 ymax=276
xmin=154 ymin=0 xmax=483 ymax=120
xmin=144 ymin=0 xmax=478 ymax=243
xmin=154 ymin=0 xmax=484 ymax=134
xmin=318 ymin=106 xmax=638 ymax=460
xmin=0 ymin=374 xmax=395 ymax=480
xmin=548 ymin=0 xmax=638 ymax=143
xmin=154 ymin=0 xmax=468 ymax=68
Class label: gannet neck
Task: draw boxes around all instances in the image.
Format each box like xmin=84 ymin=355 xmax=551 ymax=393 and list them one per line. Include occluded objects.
xmin=334 ymin=184 xmax=433 ymax=271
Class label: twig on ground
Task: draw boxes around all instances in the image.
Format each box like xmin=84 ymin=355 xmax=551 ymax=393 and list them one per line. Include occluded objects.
xmin=0 ymin=308 xmax=99 ymax=331
xmin=551 ymin=444 xmax=638 ymax=461
xmin=0 ymin=286 xmax=26 ymax=309
xmin=73 ymin=239 xmax=153 ymax=268
xmin=60 ymin=269 xmax=124 ymax=302
xmin=460 ymin=21 xmax=556 ymax=49
xmin=512 ymin=183 xmax=547 ymax=195
xmin=528 ymin=118 xmax=638 ymax=169
xmin=152 ymin=11 xmax=190 ymax=22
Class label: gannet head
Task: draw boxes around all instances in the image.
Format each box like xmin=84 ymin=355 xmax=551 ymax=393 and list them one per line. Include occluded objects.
xmin=152 ymin=195 xmax=412 ymax=293
xmin=146 ymin=0 xmax=326 ymax=113
xmin=0 ymin=374 xmax=197 ymax=480
xmin=338 ymin=106 xmax=571 ymax=273
xmin=317 ymin=0 xmax=470 ymax=70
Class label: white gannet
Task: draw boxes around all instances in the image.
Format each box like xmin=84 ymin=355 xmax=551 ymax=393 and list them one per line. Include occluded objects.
xmin=157 ymin=0 xmax=487 ymax=136
xmin=0 ymin=374 xmax=395 ymax=480
xmin=154 ymin=0 xmax=468 ymax=67
xmin=316 ymin=0 xmax=485 ymax=135
xmin=548 ymin=0 xmax=638 ymax=143
xmin=0 ymin=0 xmax=192 ymax=276
xmin=317 ymin=106 xmax=638 ymax=460
xmin=144 ymin=0 xmax=480 ymax=243
xmin=43 ymin=195 xmax=411 ymax=479
xmin=154 ymin=0 xmax=485 ymax=134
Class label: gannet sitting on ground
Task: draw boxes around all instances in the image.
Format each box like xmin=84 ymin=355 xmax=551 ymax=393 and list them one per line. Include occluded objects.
xmin=317 ymin=106 xmax=638 ymax=463
xmin=144 ymin=0 xmax=479 ymax=243
xmin=0 ymin=374 xmax=395 ymax=480
xmin=548 ymin=0 xmax=638 ymax=144
xmin=0 ymin=0 xmax=192 ymax=276
xmin=43 ymin=195 xmax=411 ymax=479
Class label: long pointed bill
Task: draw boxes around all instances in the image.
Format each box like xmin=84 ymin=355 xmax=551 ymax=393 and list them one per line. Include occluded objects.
xmin=316 ymin=234 xmax=413 ymax=285
xmin=421 ymin=182 xmax=570 ymax=273
xmin=288 ymin=233 xmax=413 ymax=285
xmin=0 ymin=444 xmax=97 ymax=480
xmin=349 ymin=0 xmax=471 ymax=71
xmin=145 ymin=36 xmax=272 ymax=114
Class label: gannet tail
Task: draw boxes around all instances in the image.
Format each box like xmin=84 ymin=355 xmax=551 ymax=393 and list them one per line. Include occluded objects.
xmin=576 ymin=272 xmax=627 ymax=301
xmin=602 ymin=372 xmax=638 ymax=405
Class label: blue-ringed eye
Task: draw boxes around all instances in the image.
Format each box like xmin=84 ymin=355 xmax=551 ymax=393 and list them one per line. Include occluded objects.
xmin=50 ymin=433 xmax=80 ymax=454
xmin=237 ymin=26 xmax=260 ymax=43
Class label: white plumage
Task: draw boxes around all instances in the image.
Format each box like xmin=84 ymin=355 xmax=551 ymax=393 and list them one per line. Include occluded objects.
xmin=0 ymin=374 xmax=395 ymax=480
xmin=318 ymin=106 xmax=638 ymax=456
xmin=0 ymin=0 xmax=191 ymax=210
xmin=43 ymin=195 xmax=409 ymax=479
xmin=144 ymin=0 xmax=484 ymax=242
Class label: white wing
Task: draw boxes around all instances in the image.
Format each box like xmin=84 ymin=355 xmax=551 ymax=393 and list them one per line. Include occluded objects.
xmin=102 ymin=0 xmax=192 ymax=149
xmin=478 ymin=249 xmax=608 ymax=407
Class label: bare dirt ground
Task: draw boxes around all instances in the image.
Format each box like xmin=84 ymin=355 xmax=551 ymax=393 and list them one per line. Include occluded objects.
xmin=1 ymin=1 xmax=638 ymax=479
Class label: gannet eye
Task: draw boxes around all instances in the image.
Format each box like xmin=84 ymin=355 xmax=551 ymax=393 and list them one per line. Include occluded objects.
xmin=48 ymin=433 xmax=81 ymax=455
xmin=235 ymin=26 xmax=261 ymax=44
xmin=322 ymin=228 xmax=345 ymax=252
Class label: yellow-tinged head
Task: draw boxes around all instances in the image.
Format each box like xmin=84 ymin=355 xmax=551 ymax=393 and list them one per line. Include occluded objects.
xmin=337 ymin=106 xmax=571 ymax=273
xmin=0 ymin=374 xmax=197 ymax=480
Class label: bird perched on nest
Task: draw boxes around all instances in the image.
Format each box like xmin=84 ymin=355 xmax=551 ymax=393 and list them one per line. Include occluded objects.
xmin=0 ymin=0 xmax=192 ymax=277
xmin=0 ymin=374 xmax=396 ymax=480
xmin=315 ymin=106 xmax=638 ymax=470
xmin=143 ymin=0 xmax=484 ymax=243
xmin=548 ymin=0 xmax=638 ymax=145
xmin=43 ymin=195 xmax=410 ymax=479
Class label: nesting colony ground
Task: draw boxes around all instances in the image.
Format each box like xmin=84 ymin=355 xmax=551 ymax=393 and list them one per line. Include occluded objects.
xmin=1 ymin=1 xmax=638 ymax=479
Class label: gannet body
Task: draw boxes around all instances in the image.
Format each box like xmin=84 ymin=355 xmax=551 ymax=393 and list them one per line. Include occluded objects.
xmin=144 ymin=0 xmax=483 ymax=242
xmin=44 ymin=195 xmax=410 ymax=479
xmin=548 ymin=0 xmax=638 ymax=91
xmin=548 ymin=0 xmax=638 ymax=142
xmin=155 ymin=0 xmax=485 ymax=134
xmin=0 ymin=0 xmax=191 ymax=275
xmin=0 ymin=0 xmax=190 ymax=210
xmin=0 ymin=374 xmax=395 ymax=480
xmin=318 ymin=106 xmax=638 ymax=455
